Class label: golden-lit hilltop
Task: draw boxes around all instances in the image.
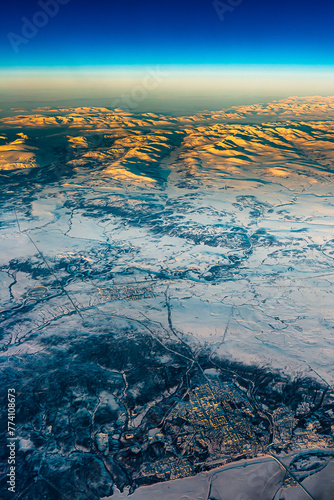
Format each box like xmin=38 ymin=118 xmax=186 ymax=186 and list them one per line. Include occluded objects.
xmin=0 ymin=96 xmax=333 ymax=184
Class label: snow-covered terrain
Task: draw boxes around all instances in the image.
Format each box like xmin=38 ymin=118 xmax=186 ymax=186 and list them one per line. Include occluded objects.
xmin=1 ymin=96 xmax=333 ymax=499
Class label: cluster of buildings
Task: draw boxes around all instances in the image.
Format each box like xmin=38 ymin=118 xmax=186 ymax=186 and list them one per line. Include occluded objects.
xmin=138 ymin=380 xmax=264 ymax=481
xmin=131 ymin=379 xmax=332 ymax=483
xmin=272 ymin=406 xmax=296 ymax=443
xmin=97 ymin=284 xmax=155 ymax=302
xmin=139 ymin=457 xmax=193 ymax=481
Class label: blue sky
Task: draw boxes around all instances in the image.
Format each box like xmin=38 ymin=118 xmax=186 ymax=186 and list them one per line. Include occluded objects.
xmin=1 ymin=0 xmax=334 ymax=67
